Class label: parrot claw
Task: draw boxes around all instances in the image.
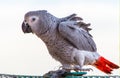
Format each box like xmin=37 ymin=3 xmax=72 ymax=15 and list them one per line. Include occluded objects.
xmin=74 ymin=67 xmax=93 ymax=72
xmin=59 ymin=66 xmax=72 ymax=72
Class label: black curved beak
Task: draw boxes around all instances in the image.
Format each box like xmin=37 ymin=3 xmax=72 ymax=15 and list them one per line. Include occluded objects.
xmin=22 ymin=22 xmax=32 ymax=33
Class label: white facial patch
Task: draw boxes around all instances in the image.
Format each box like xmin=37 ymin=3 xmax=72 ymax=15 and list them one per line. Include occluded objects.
xmin=28 ymin=16 xmax=39 ymax=26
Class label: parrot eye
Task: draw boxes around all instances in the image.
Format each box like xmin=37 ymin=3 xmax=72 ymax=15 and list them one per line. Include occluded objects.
xmin=32 ymin=18 xmax=36 ymax=21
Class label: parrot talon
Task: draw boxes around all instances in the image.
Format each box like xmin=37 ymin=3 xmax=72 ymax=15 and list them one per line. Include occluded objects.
xmin=58 ymin=66 xmax=63 ymax=70
xmin=80 ymin=68 xmax=93 ymax=72
xmin=59 ymin=66 xmax=73 ymax=72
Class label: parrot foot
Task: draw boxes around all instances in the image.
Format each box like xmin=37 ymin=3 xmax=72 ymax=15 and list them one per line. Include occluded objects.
xmin=59 ymin=66 xmax=71 ymax=72
xmin=59 ymin=65 xmax=93 ymax=72
xmin=73 ymin=65 xmax=93 ymax=72
xmin=76 ymin=68 xmax=93 ymax=72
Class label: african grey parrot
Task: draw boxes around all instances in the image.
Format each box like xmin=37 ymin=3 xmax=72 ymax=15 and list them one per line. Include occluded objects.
xmin=22 ymin=10 xmax=119 ymax=74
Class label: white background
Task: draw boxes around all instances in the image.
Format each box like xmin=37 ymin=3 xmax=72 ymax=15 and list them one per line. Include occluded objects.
xmin=0 ymin=0 xmax=119 ymax=76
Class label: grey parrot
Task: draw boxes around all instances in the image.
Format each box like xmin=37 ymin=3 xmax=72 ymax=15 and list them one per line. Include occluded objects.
xmin=22 ymin=10 xmax=119 ymax=74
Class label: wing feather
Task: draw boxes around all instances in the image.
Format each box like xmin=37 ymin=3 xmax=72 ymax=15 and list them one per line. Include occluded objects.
xmin=58 ymin=22 xmax=97 ymax=52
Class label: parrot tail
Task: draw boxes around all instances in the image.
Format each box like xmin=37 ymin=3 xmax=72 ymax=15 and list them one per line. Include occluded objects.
xmin=93 ymin=56 xmax=119 ymax=74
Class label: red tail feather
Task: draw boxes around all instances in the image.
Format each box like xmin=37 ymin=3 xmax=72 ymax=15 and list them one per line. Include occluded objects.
xmin=93 ymin=56 xmax=119 ymax=74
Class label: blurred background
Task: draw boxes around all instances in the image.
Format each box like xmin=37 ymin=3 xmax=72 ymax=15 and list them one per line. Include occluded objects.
xmin=0 ymin=0 xmax=119 ymax=75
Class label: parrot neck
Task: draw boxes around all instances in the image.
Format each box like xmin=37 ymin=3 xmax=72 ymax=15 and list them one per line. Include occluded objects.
xmin=36 ymin=13 xmax=59 ymax=36
xmin=32 ymin=11 xmax=60 ymax=44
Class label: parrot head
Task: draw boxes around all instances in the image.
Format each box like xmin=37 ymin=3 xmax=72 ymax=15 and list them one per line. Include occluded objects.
xmin=22 ymin=10 xmax=55 ymax=35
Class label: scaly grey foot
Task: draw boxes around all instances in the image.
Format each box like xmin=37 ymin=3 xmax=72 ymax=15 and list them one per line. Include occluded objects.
xmin=74 ymin=68 xmax=93 ymax=72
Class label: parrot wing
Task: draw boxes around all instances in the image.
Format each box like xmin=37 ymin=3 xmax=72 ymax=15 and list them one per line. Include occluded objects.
xmin=58 ymin=22 xmax=97 ymax=52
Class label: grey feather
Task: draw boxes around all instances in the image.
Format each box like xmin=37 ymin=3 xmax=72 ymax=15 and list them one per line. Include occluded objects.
xmin=60 ymin=13 xmax=83 ymax=22
xmin=58 ymin=22 xmax=97 ymax=52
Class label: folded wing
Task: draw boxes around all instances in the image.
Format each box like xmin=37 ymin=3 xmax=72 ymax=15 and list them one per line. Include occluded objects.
xmin=58 ymin=22 xmax=97 ymax=52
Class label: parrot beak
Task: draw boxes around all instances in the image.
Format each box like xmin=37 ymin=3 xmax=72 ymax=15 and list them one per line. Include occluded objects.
xmin=22 ymin=22 xmax=32 ymax=33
